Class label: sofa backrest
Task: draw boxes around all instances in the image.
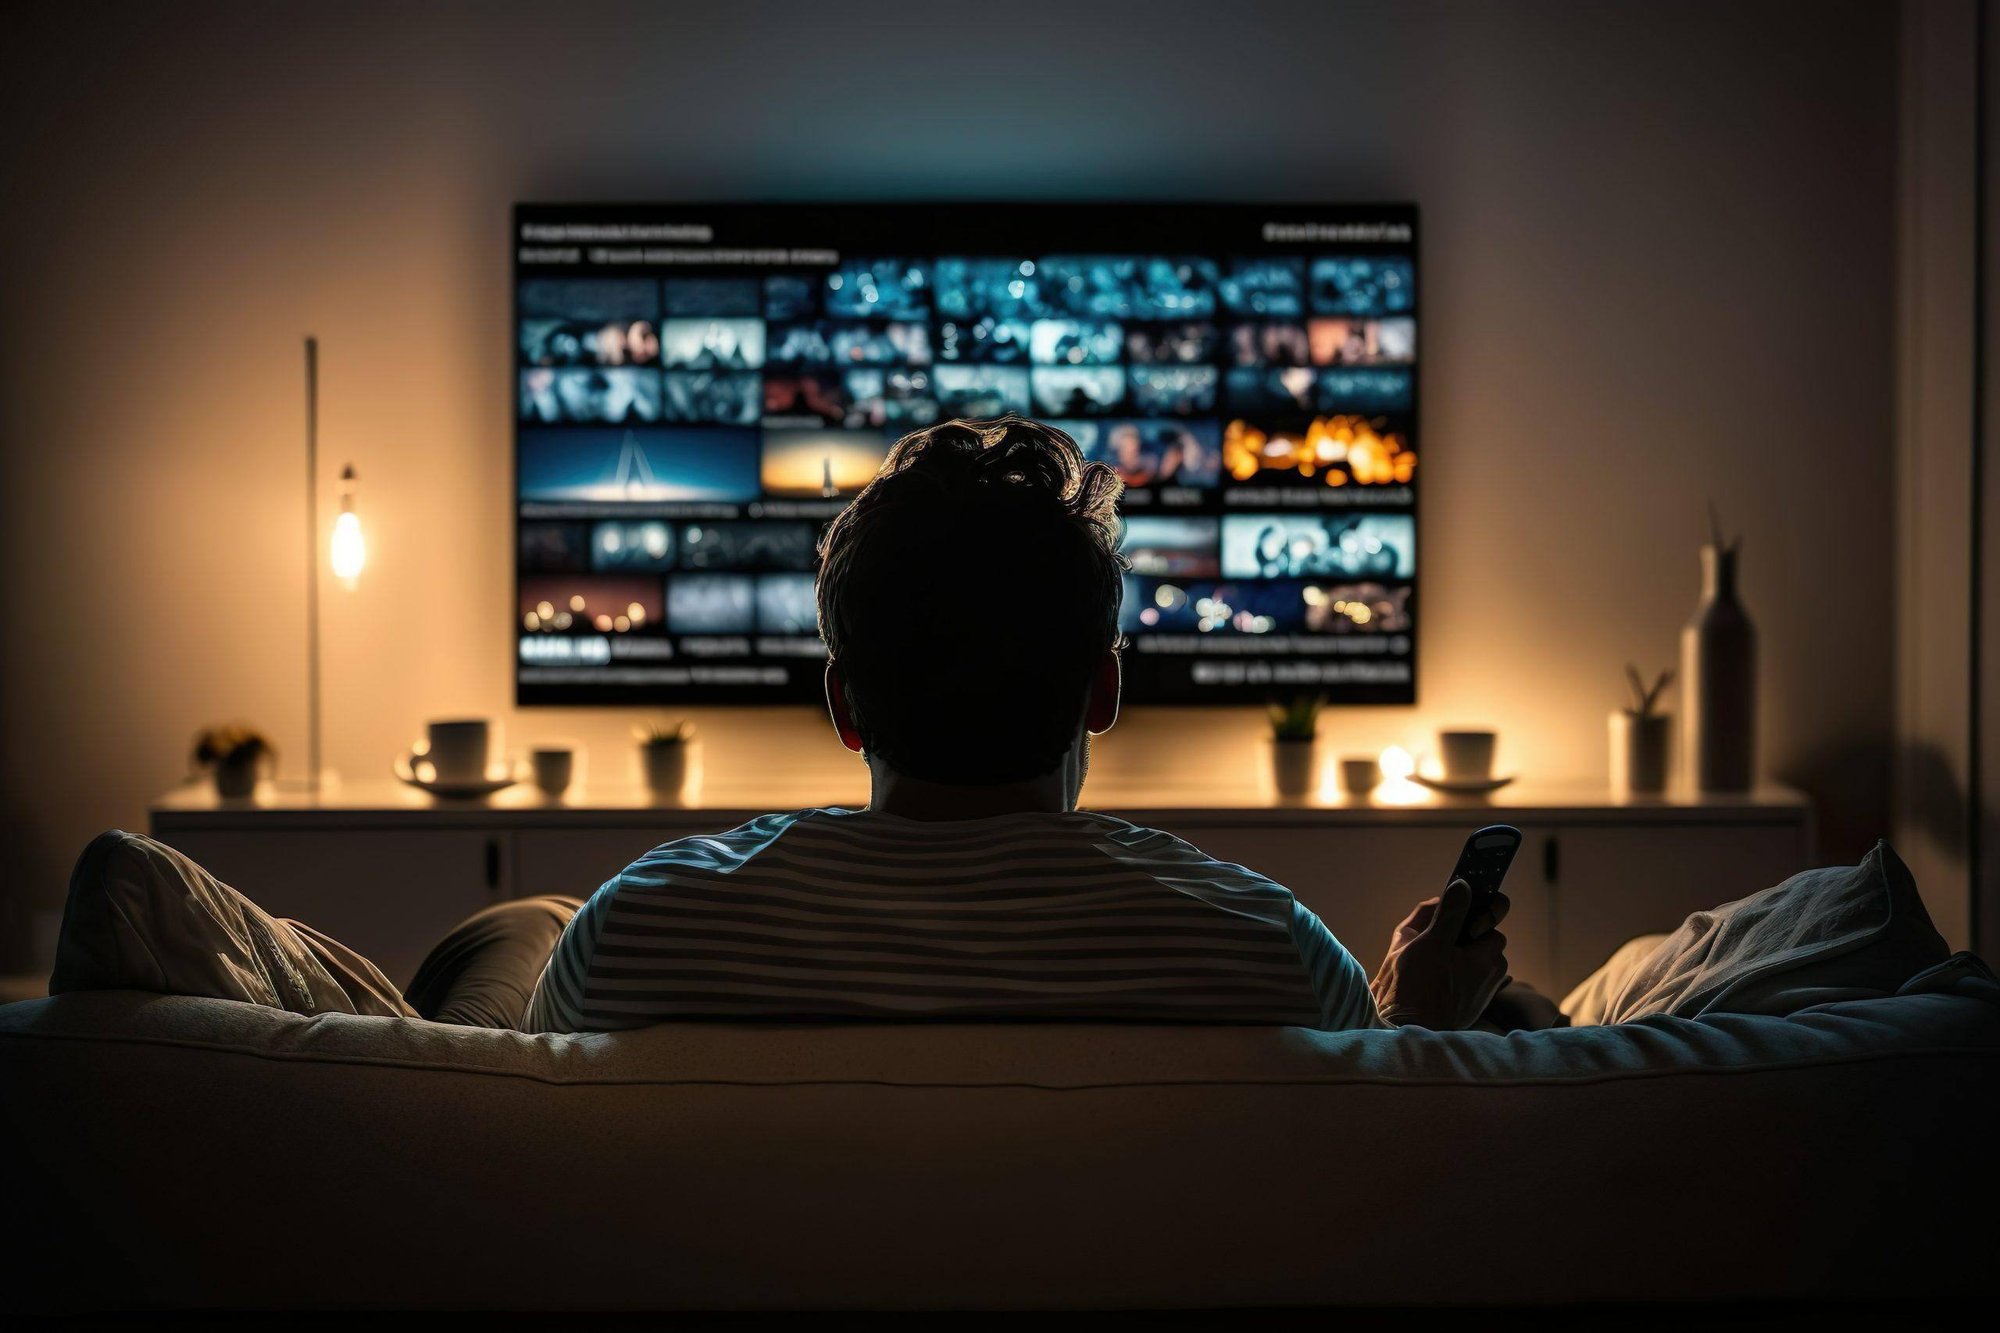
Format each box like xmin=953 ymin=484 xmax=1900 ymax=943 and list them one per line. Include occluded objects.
xmin=4 ymin=984 xmax=1997 ymax=1311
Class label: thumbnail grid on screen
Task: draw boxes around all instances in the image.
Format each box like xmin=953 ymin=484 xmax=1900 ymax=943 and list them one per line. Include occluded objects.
xmin=517 ymin=220 xmax=1418 ymax=704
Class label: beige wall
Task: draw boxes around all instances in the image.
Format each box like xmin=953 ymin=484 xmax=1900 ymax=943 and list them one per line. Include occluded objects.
xmin=0 ymin=0 xmax=1899 ymax=964
xmin=1895 ymin=0 xmax=1981 ymax=953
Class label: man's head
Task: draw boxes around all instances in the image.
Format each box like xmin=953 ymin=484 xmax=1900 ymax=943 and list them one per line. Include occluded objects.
xmin=816 ymin=415 xmax=1124 ymax=786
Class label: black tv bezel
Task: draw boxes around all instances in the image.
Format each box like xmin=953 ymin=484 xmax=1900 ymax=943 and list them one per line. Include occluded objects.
xmin=511 ymin=200 xmax=1420 ymax=709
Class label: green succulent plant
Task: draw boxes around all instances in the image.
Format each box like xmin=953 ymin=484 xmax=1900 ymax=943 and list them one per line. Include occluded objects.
xmin=635 ymin=719 xmax=696 ymax=747
xmin=1624 ymin=664 xmax=1675 ymax=716
xmin=1267 ymin=694 xmax=1325 ymax=742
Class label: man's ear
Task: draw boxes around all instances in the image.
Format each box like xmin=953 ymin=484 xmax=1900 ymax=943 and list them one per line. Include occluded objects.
xmin=825 ymin=663 xmax=865 ymax=753
xmin=1084 ymin=651 xmax=1121 ymax=735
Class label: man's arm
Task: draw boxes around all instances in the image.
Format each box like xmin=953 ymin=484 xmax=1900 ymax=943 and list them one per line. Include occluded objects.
xmin=521 ymin=880 xmax=617 ymax=1033
xmin=1288 ymin=900 xmax=1391 ymax=1029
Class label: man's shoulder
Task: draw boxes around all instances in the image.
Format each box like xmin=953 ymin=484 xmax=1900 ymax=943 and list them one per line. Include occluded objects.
xmin=1072 ymin=812 xmax=1302 ymax=902
xmin=619 ymin=806 xmax=848 ymax=872
xmin=1073 ymin=814 xmax=1369 ymax=1023
xmin=604 ymin=807 xmax=1289 ymax=891
xmin=1071 ymin=812 xmax=1258 ymax=868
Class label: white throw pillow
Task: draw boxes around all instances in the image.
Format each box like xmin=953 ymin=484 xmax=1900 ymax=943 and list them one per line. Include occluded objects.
xmin=1561 ymin=841 xmax=1948 ymax=1025
xmin=50 ymin=829 xmax=413 ymax=1017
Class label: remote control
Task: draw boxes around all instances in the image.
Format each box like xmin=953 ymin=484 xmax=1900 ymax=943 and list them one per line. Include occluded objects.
xmin=1448 ymin=824 xmax=1522 ymax=944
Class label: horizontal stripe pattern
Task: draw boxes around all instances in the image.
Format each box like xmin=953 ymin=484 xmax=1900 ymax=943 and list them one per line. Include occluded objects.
xmin=523 ymin=808 xmax=1381 ymax=1032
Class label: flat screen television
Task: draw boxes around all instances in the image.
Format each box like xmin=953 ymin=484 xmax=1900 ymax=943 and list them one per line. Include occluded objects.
xmin=514 ymin=203 xmax=1418 ymax=705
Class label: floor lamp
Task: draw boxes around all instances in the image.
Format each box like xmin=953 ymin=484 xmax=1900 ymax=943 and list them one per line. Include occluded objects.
xmin=304 ymin=336 xmax=366 ymax=792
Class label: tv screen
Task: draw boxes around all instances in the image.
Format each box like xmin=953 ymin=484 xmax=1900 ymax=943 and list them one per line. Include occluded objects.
xmin=515 ymin=203 xmax=1418 ymax=705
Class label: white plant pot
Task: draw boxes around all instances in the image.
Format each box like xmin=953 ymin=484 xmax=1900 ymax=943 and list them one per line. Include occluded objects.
xmin=1269 ymin=739 xmax=1320 ymax=797
xmin=212 ymin=754 xmax=263 ymax=799
xmin=1610 ymin=711 xmax=1673 ymax=796
xmin=641 ymin=743 xmax=689 ymax=797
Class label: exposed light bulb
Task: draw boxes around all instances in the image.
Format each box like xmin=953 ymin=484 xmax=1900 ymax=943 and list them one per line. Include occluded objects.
xmin=330 ymin=463 xmax=365 ymax=584
xmin=331 ymin=510 xmax=366 ymax=582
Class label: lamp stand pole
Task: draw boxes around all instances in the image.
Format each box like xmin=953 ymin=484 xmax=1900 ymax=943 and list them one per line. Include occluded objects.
xmin=305 ymin=335 xmax=321 ymax=794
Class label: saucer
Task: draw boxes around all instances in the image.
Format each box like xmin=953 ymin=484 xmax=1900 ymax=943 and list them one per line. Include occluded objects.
xmin=1411 ymin=773 xmax=1517 ymax=795
xmin=394 ymin=752 xmax=518 ymax=799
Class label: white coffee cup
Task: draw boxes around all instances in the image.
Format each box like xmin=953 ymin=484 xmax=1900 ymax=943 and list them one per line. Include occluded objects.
xmin=1437 ymin=729 xmax=1497 ymax=782
xmin=1338 ymin=756 xmax=1380 ymax=795
xmin=531 ymin=746 xmax=575 ymax=796
xmin=424 ymin=719 xmax=491 ymax=785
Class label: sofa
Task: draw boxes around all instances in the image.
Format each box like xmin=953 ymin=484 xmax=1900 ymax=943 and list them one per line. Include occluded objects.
xmin=4 ymin=963 xmax=1997 ymax=1312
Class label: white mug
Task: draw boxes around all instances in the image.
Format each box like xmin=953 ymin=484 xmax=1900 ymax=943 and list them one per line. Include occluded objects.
xmin=425 ymin=719 xmax=491 ymax=784
xmin=1437 ymin=729 xmax=1497 ymax=782
xmin=531 ymin=747 xmax=575 ymax=796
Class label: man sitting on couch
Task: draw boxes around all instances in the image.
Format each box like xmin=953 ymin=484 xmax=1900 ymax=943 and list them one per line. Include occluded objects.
xmin=54 ymin=416 xmax=1512 ymax=1034
xmin=520 ymin=415 xmax=1508 ymax=1033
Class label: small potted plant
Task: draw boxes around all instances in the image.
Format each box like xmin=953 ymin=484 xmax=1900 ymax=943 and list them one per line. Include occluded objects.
xmin=1267 ymin=694 xmax=1325 ymax=798
xmin=192 ymin=723 xmax=274 ymax=799
xmin=636 ymin=719 xmax=696 ymax=797
xmin=1611 ymin=664 xmax=1674 ymax=796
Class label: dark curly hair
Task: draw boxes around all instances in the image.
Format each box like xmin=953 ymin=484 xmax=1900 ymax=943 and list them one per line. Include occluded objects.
xmin=816 ymin=415 xmax=1125 ymax=785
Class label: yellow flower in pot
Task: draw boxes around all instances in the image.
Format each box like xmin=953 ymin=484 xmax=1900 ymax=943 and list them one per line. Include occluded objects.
xmin=192 ymin=724 xmax=275 ymax=799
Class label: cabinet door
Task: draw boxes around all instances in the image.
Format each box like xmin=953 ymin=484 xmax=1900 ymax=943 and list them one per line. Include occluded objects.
xmin=511 ymin=827 xmax=689 ymax=900
xmin=1544 ymin=823 xmax=1809 ymax=996
xmin=155 ymin=830 xmax=501 ymax=989
xmin=1139 ymin=821 xmax=1554 ymax=995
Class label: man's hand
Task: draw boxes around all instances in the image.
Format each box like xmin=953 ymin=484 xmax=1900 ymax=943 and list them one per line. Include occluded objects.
xmin=1370 ymin=879 xmax=1510 ymax=1030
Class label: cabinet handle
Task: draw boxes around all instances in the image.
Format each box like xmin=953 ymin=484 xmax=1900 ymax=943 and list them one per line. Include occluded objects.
xmin=485 ymin=838 xmax=502 ymax=896
xmin=1542 ymin=835 xmax=1560 ymax=885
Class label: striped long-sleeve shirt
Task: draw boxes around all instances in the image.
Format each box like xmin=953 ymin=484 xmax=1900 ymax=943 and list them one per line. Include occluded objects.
xmin=522 ymin=807 xmax=1382 ymax=1033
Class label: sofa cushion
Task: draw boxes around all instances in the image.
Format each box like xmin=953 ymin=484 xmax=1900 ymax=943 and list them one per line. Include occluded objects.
xmin=49 ymin=829 xmax=412 ymax=1017
xmin=6 ymin=954 xmax=1995 ymax=1090
xmin=1562 ymin=840 xmax=1948 ymax=1025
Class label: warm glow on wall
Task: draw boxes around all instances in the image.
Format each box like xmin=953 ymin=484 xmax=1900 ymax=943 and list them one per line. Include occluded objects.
xmin=1379 ymin=745 xmax=1415 ymax=781
xmin=1373 ymin=744 xmax=1429 ymax=805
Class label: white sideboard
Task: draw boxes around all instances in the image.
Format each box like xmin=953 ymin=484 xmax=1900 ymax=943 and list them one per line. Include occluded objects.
xmin=150 ymin=779 xmax=1815 ymax=996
